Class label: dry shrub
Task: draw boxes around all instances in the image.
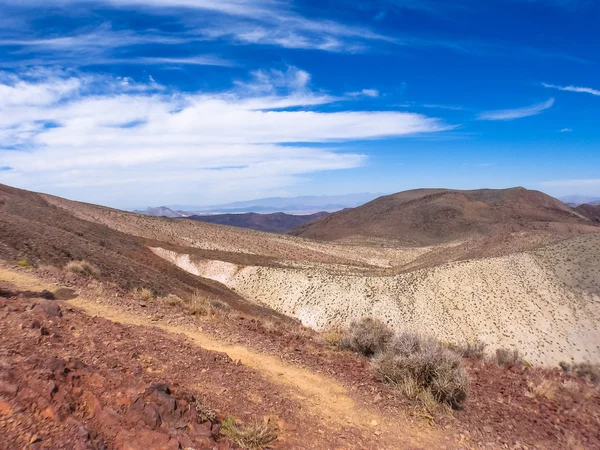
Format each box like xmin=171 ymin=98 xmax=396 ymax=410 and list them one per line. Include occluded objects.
xmin=560 ymin=361 xmax=600 ymax=383
xmin=188 ymin=291 xmax=214 ymax=316
xmin=65 ymin=260 xmax=100 ymax=278
xmin=161 ymin=294 xmax=184 ymax=307
xmin=193 ymin=401 xmax=217 ymax=423
xmin=220 ymin=416 xmax=278 ymax=450
xmin=526 ymin=379 xmax=558 ymax=400
xmin=372 ymin=333 xmax=468 ymax=407
xmin=132 ymin=287 xmax=155 ymax=302
xmin=322 ymin=328 xmax=344 ymax=348
xmin=455 ymin=340 xmax=487 ymax=360
xmin=210 ymin=299 xmax=232 ymax=318
xmin=340 ymin=317 xmax=394 ymax=356
xmin=494 ymin=348 xmax=524 ymax=367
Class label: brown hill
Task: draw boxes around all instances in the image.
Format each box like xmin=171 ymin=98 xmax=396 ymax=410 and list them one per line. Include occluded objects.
xmin=290 ymin=187 xmax=596 ymax=245
xmin=0 ymin=183 xmax=282 ymax=318
xmin=575 ymin=203 xmax=600 ymax=223
xmin=186 ymin=211 xmax=329 ymax=233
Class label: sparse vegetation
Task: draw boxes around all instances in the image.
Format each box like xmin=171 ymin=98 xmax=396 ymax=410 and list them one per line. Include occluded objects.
xmin=161 ymin=293 xmax=184 ymax=307
xmin=322 ymin=327 xmax=344 ymax=347
xmin=133 ymin=287 xmax=155 ymax=302
xmin=220 ymin=416 xmax=278 ymax=450
xmin=494 ymin=348 xmax=524 ymax=367
xmin=452 ymin=340 xmax=487 ymax=360
xmin=372 ymin=333 xmax=468 ymax=407
xmin=17 ymin=258 xmax=34 ymax=269
xmin=193 ymin=400 xmax=217 ymax=423
xmin=340 ymin=317 xmax=394 ymax=356
xmin=560 ymin=361 xmax=600 ymax=383
xmin=210 ymin=299 xmax=231 ymax=312
xmin=188 ymin=290 xmax=214 ymax=316
xmin=526 ymin=379 xmax=558 ymax=400
xmin=65 ymin=260 xmax=100 ymax=278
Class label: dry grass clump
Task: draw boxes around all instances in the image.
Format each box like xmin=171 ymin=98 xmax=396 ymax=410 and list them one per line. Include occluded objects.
xmin=322 ymin=327 xmax=344 ymax=348
xmin=372 ymin=333 xmax=468 ymax=407
xmin=526 ymin=379 xmax=558 ymax=400
xmin=188 ymin=291 xmax=214 ymax=316
xmin=220 ymin=416 xmax=278 ymax=450
xmin=133 ymin=287 xmax=155 ymax=302
xmin=65 ymin=260 xmax=100 ymax=278
xmin=340 ymin=317 xmax=394 ymax=356
xmin=494 ymin=348 xmax=524 ymax=367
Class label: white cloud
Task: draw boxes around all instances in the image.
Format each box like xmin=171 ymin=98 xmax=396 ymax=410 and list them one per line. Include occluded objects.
xmin=542 ymin=82 xmax=600 ymax=97
xmin=477 ymin=98 xmax=555 ymax=121
xmin=560 ymin=128 xmax=573 ymax=132
xmin=347 ymin=89 xmax=380 ymax=98
xmin=0 ymin=68 xmax=452 ymax=206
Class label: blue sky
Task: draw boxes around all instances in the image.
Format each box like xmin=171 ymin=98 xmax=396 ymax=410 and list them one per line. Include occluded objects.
xmin=0 ymin=0 xmax=598 ymax=208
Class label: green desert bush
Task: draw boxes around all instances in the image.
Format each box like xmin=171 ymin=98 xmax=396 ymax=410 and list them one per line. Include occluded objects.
xmin=65 ymin=260 xmax=100 ymax=278
xmin=220 ymin=416 xmax=278 ymax=450
xmin=340 ymin=317 xmax=394 ymax=356
xmin=372 ymin=333 xmax=468 ymax=407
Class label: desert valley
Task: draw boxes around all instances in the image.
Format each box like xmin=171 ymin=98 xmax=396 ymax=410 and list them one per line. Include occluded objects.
xmin=1 ymin=183 xmax=600 ymax=449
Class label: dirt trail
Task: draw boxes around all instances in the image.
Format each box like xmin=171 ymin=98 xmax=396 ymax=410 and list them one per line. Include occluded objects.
xmin=0 ymin=267 xmax=440 ymax=449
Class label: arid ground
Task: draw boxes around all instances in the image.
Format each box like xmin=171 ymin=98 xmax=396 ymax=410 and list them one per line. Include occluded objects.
xmin=1 ymin=183 xmax=600 ymax=449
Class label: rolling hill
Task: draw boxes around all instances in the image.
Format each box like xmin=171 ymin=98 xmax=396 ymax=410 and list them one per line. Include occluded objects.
xmin=291 ymin=187 xmax=596 ymax=245
xmin=575 ymin=203 xmax=600 ymax=223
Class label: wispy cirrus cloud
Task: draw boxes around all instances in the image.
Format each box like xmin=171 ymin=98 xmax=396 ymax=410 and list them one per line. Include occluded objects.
xmin=542 ymin=82 xmax=600 ymax=96
xmin=1 ymin=0 xmax=392 ymax=56
xmin=0 ymin=67 xmax=452 ymax=207
xmin=422 ymin=104 xmax=465 ymax=111
xmin=477 ymin=98 xmax=555 ymax=120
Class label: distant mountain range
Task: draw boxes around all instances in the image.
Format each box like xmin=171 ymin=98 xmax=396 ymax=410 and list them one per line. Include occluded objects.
xmin=133 ymin=206 xmax=188 ymax=218
xmin=186 ymin=211 xmax=330 ymax=233
xmin=157 ymin=193 xmax=383 ymax=215
xmin=560 ymin=195 xmax=600 ymax=206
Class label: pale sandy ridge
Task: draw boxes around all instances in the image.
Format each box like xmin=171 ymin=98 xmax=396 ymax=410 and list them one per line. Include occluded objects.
xmin=151 ymin=237 xmax=600 ymax=366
